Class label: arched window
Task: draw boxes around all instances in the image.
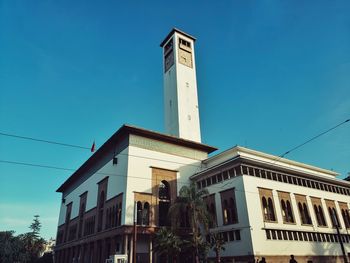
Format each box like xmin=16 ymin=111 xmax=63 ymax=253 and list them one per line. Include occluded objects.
xmin=341 ymin=209 xmax=350 ymax=228
xmin=118 ymin=202 xmax=122 ymax=226
xmin=267 ymin=198 xmax=276 ymax=221
xmin=210 ymin=203 xmax=217 ymax=227
xmin=314 ymin=205 xmax=320 ymax=225
xmin=298 ymin=202 xmax=305 ymax=224
xmin=115 ymin=204 xmax=119 ymax=227
xmin=229 ymin=198 xmax=237 ymax=223
xmin=262 ymin=197 xmax=268 ymax=220
xmin=111 ymin=206 xmax=115 ymax=227
xmin=137 ymin=201 xmax=143 ymax=225
xmin=105 ymin=208 xmax=110 ymax=229
xmin=98 ymin=191 xmax=105 ymax=232
xmin=286 ymin=201 xmax=294 ymax=223
xmin=159 ymin=180 xmax=171 ymax=226
xmin=99 ymin=191 xmax=105 ymax=208
xmin=223 ymin=199 xmax=229 ymax=224
xmin=318 ymin=205 xmax=326 ymax=226
xmin=281 ymin=200 xmax=287 ymax=221
xmin=329 ymin=207 xmax=338 ymax=227
xmin=78 ymin=202 xmax=85 ymax=237
xmin=303 ymin=203 xmax=311 ymax=224
xmin=159 ymin=181 xmax=171 ymax=200
xmin=143 ymin=202 xmax=150 ymax=225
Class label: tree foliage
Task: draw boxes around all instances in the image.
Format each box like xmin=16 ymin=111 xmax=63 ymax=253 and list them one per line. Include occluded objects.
xmin=209 ymin=233 xmax=226 ymax=263
xmin=0 ymin=216 xmax=49 ymax=263
xmin=169 ymin=182 xmax=210 ymax=263
xmin=153 ymin=227 xmax=184 ymax=263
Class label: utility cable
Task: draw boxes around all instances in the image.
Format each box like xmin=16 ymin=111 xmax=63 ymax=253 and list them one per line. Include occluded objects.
xmin=279 ymin=118 xmax=350 ymax=158
xmin=0 ymin=132 xmax=90 ymax=150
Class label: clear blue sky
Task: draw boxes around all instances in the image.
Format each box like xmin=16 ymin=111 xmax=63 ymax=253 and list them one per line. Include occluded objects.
xmin=1 ymin=1 xmax=349 ymax=240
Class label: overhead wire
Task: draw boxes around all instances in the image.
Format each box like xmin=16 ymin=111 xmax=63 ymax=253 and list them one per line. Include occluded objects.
xmin=0 ymin=118 xmax=349 ymax=186
xmin=0 ymin=158 xmax=348 ymax=197
xmin=0 ymin=131 xmax=90 ymax=150
xmin=276 ymin=118 xmax=350 ymax=162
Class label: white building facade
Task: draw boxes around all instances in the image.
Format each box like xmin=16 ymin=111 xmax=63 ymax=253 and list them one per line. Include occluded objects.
xmin=54 ymin=29 xmax=350 ymax=263
xmin=192 ymin=146 xmax=350 ymax=262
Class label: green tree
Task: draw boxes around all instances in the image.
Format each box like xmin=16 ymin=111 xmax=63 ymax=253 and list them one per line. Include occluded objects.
xmin=0 ymin=231 xmax=24 ymax=263
xmin=20 ymin=215 xmax=46 ymax=263
xmin=209 ymin=233 xmax=226 ymax=263
xmin=169 ymin=182 xmax=210 ymax=263
xmin=0 ymin=216 xmax=47 ymax=263
xmin=153 ymin=227 xmax=183 ymax=263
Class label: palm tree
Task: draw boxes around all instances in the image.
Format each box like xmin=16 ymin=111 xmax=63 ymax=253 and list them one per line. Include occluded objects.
xmin=209 ymin=233 xmax=226 ymax=263
xmin=153 ymin=227 xmax=183 ymax=263
xmin=169 ymin=182 xmax=210 ymax=263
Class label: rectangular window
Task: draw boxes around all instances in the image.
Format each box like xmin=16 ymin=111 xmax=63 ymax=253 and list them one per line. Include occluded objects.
xmin=266 ymin=230 xmax=271 ymax=240
xmin=303 ymin=232 xmax=308 ymax=241
xmin=235 ymin=230 xmax=241 ymax=240
xmin=288 ymin=231 xmax=293 ymax=240
xmin=293 ymin=231 xmax=298 ymax=240
xmin=212 ymin=175 xmax=217 ymax=184
xmin=271 ymin=230 xmax=277 ymax=240
xmin=277 ymin=231 xmax=282 ymax=240
xmin=298 ymin=232 xmax=303 ymax=241
xmin=220 ymin=188 xmax=238 ymax=225
xmin=206 ymin=177 xmax=212 ymax=186
xmin=217 ymin=173 xmax=223 ymax=182
xmin=255 ymin=169 xmax=261 ymax=177
xmin=229 ymin=231 xmax=234 ymax=241
xmin=223 ymin=171 xmax=229 ymax=180
xmin=282 ymin=174 xmax=287 ymax=183
xmin=282 ymin=231 xmax=288 ymax=240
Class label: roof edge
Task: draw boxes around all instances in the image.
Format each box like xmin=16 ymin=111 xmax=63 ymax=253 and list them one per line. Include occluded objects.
xmin=160 ymin=28 xmax=196 ymax=47
xmin=56 ymin=124 xmax=217 ymax=193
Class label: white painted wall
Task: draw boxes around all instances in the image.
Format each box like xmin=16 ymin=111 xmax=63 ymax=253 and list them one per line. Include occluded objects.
xmin=206 ymin=176 xmax=254 ymax=257
xmin=242 ymin=175 xmax=350 ymax=257
xmin=57 ymin=148 xmax=129 ymax=226
xmin=124 ymin=145 xmax=203 ymax=225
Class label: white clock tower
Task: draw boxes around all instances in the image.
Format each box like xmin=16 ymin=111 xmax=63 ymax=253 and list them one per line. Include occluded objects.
xmin=160 ymin=28 xmax=201 ymax=143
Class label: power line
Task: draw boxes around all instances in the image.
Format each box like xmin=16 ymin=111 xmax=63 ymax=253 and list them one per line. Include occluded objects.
xmin=279 ymin=118 xmax=350 ymax=158
xmin=1 ymin=158 xmax=348 ymax=201
xmin=0 ymin=132 xmax=91 ymax=150
xmin=1 ymin=118 xmax=349 ymax=178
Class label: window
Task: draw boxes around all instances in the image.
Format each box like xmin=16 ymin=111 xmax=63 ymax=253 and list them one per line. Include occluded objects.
xmin=329 ymin=207 xmax=341 ymax=228
xmin=137 ymin=201 xmax=142 ymax=225
xmin=78 ymin=200 xmax=85 ymax=238
xmin=143 ymin=202 xmax=150 ymax=225
xmin=204 ymin=194 xmax=217 ymax=228
xmin=311 ymin=197 xmax=327 ymax=227
xmin=259 ymin=189 xmax=277 ymax=222
xmin=118 ymin=202 xmax=122 ymax=226
xmin=339 ymin=202 xmax=350 ymax=229
xmin=295 ymin=195 xmax=312 ymax=225
xmin=220 ymin=188 xmax=238 ymax=225
xmin=159 ymin=180 xmax=171 ymax=226
xmin=278 ymin=192 xmax=294 ymax=223
xmin=179 ymin=38 xmax=191 ymax=48
xmin=326 ymin=200 xmax=341 ymax=228
xmin=98 ymin=191 xmax=105 ymax=232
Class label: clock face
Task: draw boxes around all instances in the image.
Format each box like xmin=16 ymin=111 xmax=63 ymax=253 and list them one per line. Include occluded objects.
xmin=178 ymin=48 xmax=192 ymax=68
